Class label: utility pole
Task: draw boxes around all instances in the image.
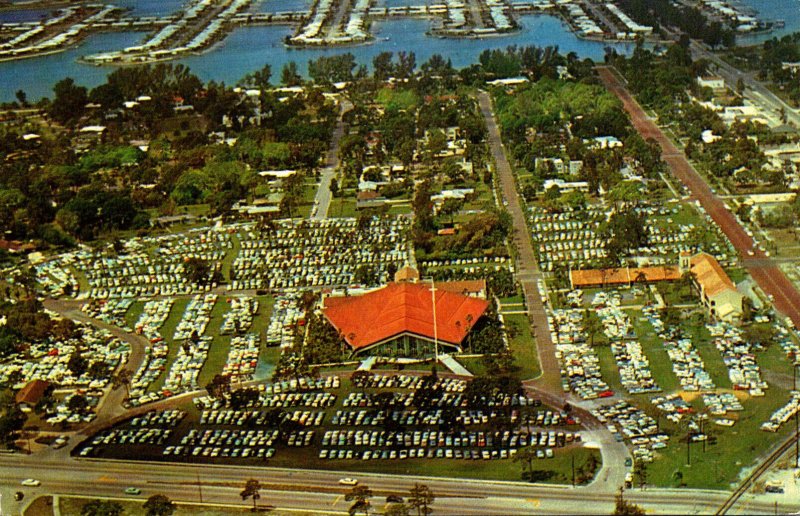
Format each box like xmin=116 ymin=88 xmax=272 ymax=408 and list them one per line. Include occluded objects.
xmin=429 ymin=277 xmax=439 ymax=363
xmin=687 ymin=429 xmax=692 ymax=466
xmin=571 ymin=454 xmax=575 ymax=487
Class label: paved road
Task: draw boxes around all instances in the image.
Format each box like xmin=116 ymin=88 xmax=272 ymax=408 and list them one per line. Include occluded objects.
xmin=1 ymin=454 xmax=795 ymax=516
xmin=476 ymin=90 xmax=560 ymax=390
xmin=687 ymin=40 xmax=800 ymax=128
xmin=597 ymin=66 xmax=800 ymax=329
xmin=42 ymin=298 xmax=148 ymax=425
xmin=313 ymin=99 xmax=352 ymax=220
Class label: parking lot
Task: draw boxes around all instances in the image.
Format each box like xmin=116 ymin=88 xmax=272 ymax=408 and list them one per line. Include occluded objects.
xmin=73 ymin=373 xmax=593 ymax=480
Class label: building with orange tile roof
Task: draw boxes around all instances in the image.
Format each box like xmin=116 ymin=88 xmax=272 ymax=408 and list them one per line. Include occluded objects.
xmin=570 ymin=252 xmax=744 ymax=321
xmin=683 ymin=252 xmax=744 ymax=321
xmin=569 ymin=266 xmax=681 ymax=289
xmin=323 ymin=282 xmax=489 ymax=357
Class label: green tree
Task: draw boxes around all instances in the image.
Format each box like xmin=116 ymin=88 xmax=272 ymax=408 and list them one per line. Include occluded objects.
xmin=345 ymin=485 xmax=373 ymax=516
xmin=50 ymin=78 xmax=88 ymax=125
xmin=612 ymin=488 xmax=645 ymax=515
xmin=281 ymin=62 xmax=303 ymax=86
xmin=143 ymin=494 xmax=176 ymax=516
xmin=183 ymin=257 xmax=212 ymax=285
xmin=408 ymin=483 xmax=434 ymax=516
xmin=583 ymin=309 xmax=604 ymax=347
xmin=385 ymin=503 xmax=410 ymax=516
xmin=81 ymin=500 xmax=123 ymax=516
xmin=240 ymin=479 xmax=262 ymax=512
xmin=244 ymin=63 xmax=272 ymax=90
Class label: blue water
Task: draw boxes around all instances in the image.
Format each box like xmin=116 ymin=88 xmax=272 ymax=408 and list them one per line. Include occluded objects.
xmin=0 ymin=7 xmax=628 ymax=102
xmin=258 ymin=0 xmax=310 ymax=13
xmin=737 ymin=0 xmax=800 ymax=44
xmin=0 ymin=31 xmax=146 ymax=100
xmin=113 ymin=0 xmax=184 ymax=17
xmin=0 ymin=8 xmax=51 ymax=23
xmin=382 ymin=0 xmax=426 ymax=8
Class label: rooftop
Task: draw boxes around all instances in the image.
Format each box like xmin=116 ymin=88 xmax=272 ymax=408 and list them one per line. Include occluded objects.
xmin=323 ymin=282 xmax=489 ymax=350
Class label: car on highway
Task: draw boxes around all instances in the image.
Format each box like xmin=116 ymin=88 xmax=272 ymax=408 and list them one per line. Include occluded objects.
xmin=21 ymin=479 xmax=40 ymax=487
xmin=338 ymin=478 xmax=358 ymax=486
xmin=124 ymin=487 xmax=142 ymax=495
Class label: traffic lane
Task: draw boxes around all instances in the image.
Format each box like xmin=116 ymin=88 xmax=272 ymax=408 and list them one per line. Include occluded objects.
xmin=2 ymin=458 xmax=793 ymax=515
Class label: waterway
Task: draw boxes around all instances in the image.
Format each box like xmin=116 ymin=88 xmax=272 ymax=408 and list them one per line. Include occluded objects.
xmin=737 ymin=0 xmax=800 ymax=44
xmin=0 ymin=9 xmax=630 ymax=102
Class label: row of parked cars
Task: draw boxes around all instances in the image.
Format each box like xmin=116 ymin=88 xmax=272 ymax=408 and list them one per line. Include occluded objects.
xmin=322 ymin=429 xmax=580 ymax=449
xmin=529 ymin=204 xmax=703 ymax=272
xmin=551 ymin=308 xmax=612 ymax=400
xmin=707 ymin=322 xmax=768 ymax=395
xmin=62 ymin=228 xmax=230 ymax=299
xmin=761 ymin=392 xmax=800 ymax=432
xmin=642 ymin=305 xmax=717 ymax=393
xmin=593 ymin=401 xmax=668 ymax=463
xmin=230 ymin=218 xmax=409 ymax=291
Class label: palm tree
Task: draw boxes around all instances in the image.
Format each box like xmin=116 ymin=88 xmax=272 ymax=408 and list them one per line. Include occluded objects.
xmin=345 ymin=485 xmax=373 ymax=515
xmin=512 ymin=446 xmax=536 ymax=481
xmin=112 ymin=369 xmax=133 ymax=400
xmin=583 ymin=310 xmax=604 ymax=347
xmin=408 ymin=483 xmax=434 ymax=516
xmin=143 ymin=494 xmax=176 ymax=516
xmin=240 ymin=479 xmax=262 ymax=512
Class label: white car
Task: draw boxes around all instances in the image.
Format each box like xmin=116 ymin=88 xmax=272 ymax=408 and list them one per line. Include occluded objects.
xmin=21 ymin=479 xmax=40 ymax=487
xmin=338 ymin=478 xmax=358 ymax=486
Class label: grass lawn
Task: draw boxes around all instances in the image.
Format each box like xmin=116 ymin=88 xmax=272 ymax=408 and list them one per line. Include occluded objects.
xmin=60 ymin=497 xmax=309 ymax=516
xmin=629 ymin=312 xmax=680 ymax=394
xmin=195 ymin=298 xmax=233 ymax=389
xmin=124 ymin=302 xmax=145 ymax=330
xmin=595 ymin=345 xmax=625 ymax=395
xmin=683 ymin=321 xmax=732 ymax=390
xmin=147 ymin=298 xmax=190 ymax=394
xmin=459 ymin=356 xmax=488 ymax=376
xmin=260 ymin=445 xmax=600 ymax=485
xmin=220 ymin=233 xmax=241 ymax=282
xmin=644 ymin=382 xmax=795 ymax=489
xmin=505 ymin=314 xmax=541 ymax=380
xmin=25 ymin=496 xmax=53 ymax=516
xmin=499 ymin=295 xmax=525 ymax=305
xmin=329 ymin=197 xmax=357 ymax=218
xmin=388 ymin=204 xmax=413 ymax=216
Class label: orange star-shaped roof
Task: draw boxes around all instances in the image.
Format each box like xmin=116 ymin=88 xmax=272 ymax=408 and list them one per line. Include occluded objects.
xmin=323 ymin=282 xmax=489 ymax=350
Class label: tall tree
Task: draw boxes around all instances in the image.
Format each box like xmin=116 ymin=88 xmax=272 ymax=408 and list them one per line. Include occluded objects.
xmin=281 ymin=62 xmax=303 ymax=86
xmin=408 ymin=483 xmax=434 ymax=516
xmin=612 ymin=488 xmax=645 ymax=515
xmin=49 ymin=78 xmax=88 ymax=125
xmin=345 ymin=485 xmax=373 ymax=516
xmin=240 ymin=479 xmax=262 ymax=512
xmin=143 ymin=494 xmax=176 ymax=516
xmin=81 ymin=500 xmax=123 ymax=516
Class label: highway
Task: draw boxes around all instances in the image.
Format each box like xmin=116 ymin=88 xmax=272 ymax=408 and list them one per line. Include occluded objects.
xmin=687 ymin=39 xmax=800 ymax=127
xmin=1 ymin=453 xmax=796 ymax=515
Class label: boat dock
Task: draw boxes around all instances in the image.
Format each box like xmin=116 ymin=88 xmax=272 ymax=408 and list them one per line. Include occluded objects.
xmin=0 ymin=0 xmax=765 ymax=63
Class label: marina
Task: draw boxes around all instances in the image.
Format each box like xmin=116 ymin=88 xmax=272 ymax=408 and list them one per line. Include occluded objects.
xmin=0 ymin=0 xmax=651 ymax=64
